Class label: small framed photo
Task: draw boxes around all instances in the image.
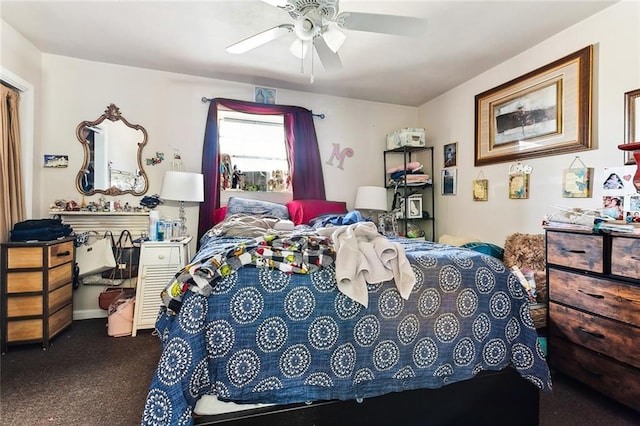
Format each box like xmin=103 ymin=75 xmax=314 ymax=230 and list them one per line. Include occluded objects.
xmin=378 ymin=212 xmax=399 ymax=236
xmin=441 ymin=168 xmax=457 ymax=195
xmin=400 ymin=195 xmax=423 ymax=219
xmin=473 ymin=179 xmax=489 ymax=201
xmin=255 ymin=86 xmax=276 ymax=104
xmin=509 ymin=173 xmax=530 ymax=199
xmin=444 ymin=142 xmax=457 ymax=167
xmin=44 ymin=154 xmax=69 ymax=168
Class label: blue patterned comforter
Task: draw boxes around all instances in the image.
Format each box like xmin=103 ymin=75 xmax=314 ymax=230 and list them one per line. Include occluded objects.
xmin=142 ymin=236 xmax=551 ymax=426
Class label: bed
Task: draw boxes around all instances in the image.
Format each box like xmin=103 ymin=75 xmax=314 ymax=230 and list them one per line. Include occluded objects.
xmin=141 ymin=199 xmax=551 ymax=426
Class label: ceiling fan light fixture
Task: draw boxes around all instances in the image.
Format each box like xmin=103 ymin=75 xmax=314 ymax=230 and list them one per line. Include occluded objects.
xmin=294 ymin=15 xmax=319 ymax=40
xmin=323 ymin=24 xmax=346 ymax=53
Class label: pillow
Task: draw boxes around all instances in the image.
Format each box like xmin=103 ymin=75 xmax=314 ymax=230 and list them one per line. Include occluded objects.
xmin=225 ymin=197 xmax=289 ymax=220
xmin=438 ymin=234 xmax=481 ymax=247
xmin=460 ymin=242 xmax=504 ymax=260
xmin=213 ymin=207 xmax=227 ymax=224
xmin=286 ymin=200 xmax=347 ymax=225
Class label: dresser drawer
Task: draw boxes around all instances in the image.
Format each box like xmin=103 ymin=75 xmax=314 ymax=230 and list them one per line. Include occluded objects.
xmin=6 ymin=271 xmax=43 ymax=293
xmin=140 ymin=245 xmax=183 ymax=266
xmin=546 ymin=231 xmax=603 ymax=273
xmin=7 ymin=295 xmax=43 ymax=318
xmin=549 ymin=338 xmax=640 ymax=411
xmin=549 ymin=268 xmax=640 ymax=327
xmin=49 ymin=283 xmax=72 ymax=313
xmin=49 ymin=305 xmax=72 ymax=338
xmin=48 ymin=262 xmax=73 ymax=291
xmin=611 ymin=236 xmax=640 ymax=280
xmin=48 ymin=240 xmax=74 ymax=268
xmin=549 ymin=302 xmax=640 ymax=369
xmin=6 ymin=246 xmax=43 ymax=268
xmin=6 ymin=319 xmax=43 ymax=342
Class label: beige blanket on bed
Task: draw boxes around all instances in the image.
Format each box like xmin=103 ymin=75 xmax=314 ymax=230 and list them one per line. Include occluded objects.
xmin=317 ymin=222 xmax=415 ymax=307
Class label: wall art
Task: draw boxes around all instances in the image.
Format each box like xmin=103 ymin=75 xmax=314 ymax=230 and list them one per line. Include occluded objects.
xmin=441 ymin=168 xmax=457 ymax=195
xmin=475 ymin=46 xmax=592 ymax=166
xmin=44 ymin=154 xmax=69 ymax=168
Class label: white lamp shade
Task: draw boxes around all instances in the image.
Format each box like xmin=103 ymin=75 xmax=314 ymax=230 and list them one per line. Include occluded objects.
xmin=160 ymin=171 xmax=205 ymax=202
xmin=354 ymin=186 xmax=387 ymax=211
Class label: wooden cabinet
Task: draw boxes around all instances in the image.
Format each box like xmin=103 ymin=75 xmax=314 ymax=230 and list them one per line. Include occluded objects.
xmin=545 ymin=229 xmax=640 ymax=411
xmin=1 ymin=237 xmax=75 ymax=352
xmin=383 ymin=146 xmax=435 ymax=240
xmin=132 ymin=237 xmax=191 ymax=336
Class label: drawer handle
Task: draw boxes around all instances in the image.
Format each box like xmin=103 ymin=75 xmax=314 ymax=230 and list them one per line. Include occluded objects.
xmin=577 ymin=289 xmax=604 ymax=299
xmin=578 ymin=327 xmax=605 ymax=339
xmin=562 ymin=248 xmax=586 ymax=254
xmin=56 ymin=250 xmax=71 ymax=257
xmin=578 ymin=362 xmax=603 ymax=377
xmin=158 ymin=254 xmax=165 ymax=260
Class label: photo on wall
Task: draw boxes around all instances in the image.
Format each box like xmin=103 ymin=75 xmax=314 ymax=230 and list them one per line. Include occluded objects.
xmin=444 ymin=142 xmax=457 ymax=167
xmin=43 ymin=154 xmax=69 ymax=168
xmin=441 ymin=168 xmax=457 ymax=195
xmin=472 ymin=179 xmax=489 ymax=201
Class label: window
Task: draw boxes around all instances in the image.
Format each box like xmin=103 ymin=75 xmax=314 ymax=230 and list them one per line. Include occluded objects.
xmin=218 ymin=110 xmax=290 ymax=192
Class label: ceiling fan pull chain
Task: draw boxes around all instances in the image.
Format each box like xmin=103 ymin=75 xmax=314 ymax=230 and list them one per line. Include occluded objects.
xmin=310 ymin=43 xmax=315 ymax=83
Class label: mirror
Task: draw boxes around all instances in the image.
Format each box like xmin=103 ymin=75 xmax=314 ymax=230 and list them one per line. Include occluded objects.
xmin=75 ymin=104 xmax=149 ymax=196
xmin=624 ymin=88 xmax=640 ymax=165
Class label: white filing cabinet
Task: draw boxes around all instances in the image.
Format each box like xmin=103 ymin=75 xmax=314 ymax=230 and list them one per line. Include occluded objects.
xmin=132 ymin=237 xmax=191 ymax=336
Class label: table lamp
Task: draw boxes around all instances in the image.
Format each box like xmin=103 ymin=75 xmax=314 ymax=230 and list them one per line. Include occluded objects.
xmin=354 ymin=186 xmax=388 ymax=219
xmin=160 ymin=171 xmax=204 ymax=237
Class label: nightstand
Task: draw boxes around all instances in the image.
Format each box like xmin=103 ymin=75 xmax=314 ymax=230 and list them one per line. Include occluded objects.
xmin=132 ymin=237 xmax=191 ymax=336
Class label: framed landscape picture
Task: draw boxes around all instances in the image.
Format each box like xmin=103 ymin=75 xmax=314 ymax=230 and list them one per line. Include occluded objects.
xmin=475 ymin=46 xmax=592 ymax=166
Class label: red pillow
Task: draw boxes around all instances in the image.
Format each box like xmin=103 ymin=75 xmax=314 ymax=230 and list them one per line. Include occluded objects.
xmin=213 ymin=207 xmax=227 ymax=224
xmin=286 ymin=200 xmax=347 ymax=225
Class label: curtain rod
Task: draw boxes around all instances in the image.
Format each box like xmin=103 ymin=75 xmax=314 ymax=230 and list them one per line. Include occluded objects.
xmin=201 ymin=96 xmax=325 ymax=119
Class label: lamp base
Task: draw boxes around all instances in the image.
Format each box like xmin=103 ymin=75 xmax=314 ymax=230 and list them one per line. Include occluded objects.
xmin=178 ymin=201 xmax=188 ymax=237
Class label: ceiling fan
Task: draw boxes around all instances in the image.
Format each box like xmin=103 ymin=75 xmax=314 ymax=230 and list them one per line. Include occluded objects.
xmin=226 ymin=0 xmax=427 ymax=73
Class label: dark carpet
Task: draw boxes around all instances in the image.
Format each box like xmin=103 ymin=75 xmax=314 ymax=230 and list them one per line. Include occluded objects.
xmin=1 ymin=319 xmax=638 ymax=426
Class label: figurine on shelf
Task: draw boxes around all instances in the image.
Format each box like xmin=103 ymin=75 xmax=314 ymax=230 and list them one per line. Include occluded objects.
xmin=219 ymin=153 xmax=232 ymax=190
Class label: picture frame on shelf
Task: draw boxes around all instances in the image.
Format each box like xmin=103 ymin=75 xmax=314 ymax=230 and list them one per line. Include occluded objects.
xmin=474 ymin=46 xmax=592 ymax=166
xmin=378 ymin=212 xmax=399 ymax=236
xmin=623 ymin=88 xmax=640 ymax=165
xmin=400 ymin=195 xmax=423 ymax=219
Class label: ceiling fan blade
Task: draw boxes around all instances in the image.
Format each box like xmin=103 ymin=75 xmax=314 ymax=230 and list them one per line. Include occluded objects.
xmin=314 ymin=37 xmax=343 ymax=72
xmin=337 ymin=12 xmax=427 ymax=37
xmin=226 ymin=24 xmax=293 ymax=54
xmin=289 ymin=39 xmax=311 ymax=59
xmin=260 ymin=0 xmax=289 ymax=8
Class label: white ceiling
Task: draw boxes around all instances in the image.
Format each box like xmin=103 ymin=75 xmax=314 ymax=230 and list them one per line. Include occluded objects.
xmin=1 ymin=0 xmax=617 ymax=106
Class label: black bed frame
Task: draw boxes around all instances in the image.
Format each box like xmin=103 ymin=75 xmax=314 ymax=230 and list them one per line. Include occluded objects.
xmin=194 ymin=367 xmax=539 ymax=426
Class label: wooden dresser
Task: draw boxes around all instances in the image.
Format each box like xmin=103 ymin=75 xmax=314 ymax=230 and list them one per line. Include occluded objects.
xmin=1 ymin=237 xmax=75 ymax=352
xmin=545 ymin=229 xmax=640 ymax=411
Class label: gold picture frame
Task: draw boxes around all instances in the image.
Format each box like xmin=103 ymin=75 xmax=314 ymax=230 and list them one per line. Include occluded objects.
xmin=472 ymin=179 xmax=488 ymax=201
xmin=475 ymin=46 xmax=593 ymax=166
xmin=623 ymin=88 xmax=640 ymax=165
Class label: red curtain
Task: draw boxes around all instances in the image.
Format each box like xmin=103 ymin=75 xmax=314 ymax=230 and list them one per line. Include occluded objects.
xmin=198 ymin=98 xmax=326 ymax=239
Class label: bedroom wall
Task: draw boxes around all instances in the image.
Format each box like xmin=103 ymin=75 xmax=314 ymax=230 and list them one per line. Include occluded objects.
xmin=418 ymin=1 xmax=640 ymax=246
xmin=1 ymin=35 xmax=418 ymax=317
xmin=0 ymin=20 xmax=42 ymax=217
